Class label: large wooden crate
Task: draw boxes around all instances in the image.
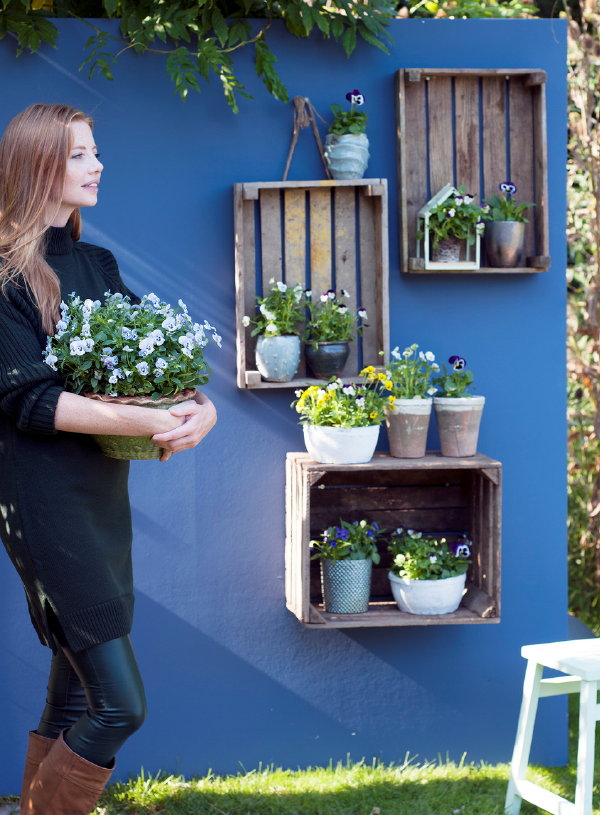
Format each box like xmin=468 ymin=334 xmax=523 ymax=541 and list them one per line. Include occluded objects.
xmin=234 ymin=179 xmax=389 ymax=388
xmin=285 ymin=452 xmax=502 ymax=628
xmin=396 ymin=68 xmax=550 ymax=275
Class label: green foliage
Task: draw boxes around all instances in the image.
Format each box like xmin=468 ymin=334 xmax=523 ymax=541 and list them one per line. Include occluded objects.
xmin=432 ymin=355 xmax=475 ymax=397
xmin=310 ymin=519 xmax=383 ymax=562
xmin=292 ymin=376 xmax=387 ymax=427
xmin=388 ymin=528 xmax=471 ymax=580
xmin=364 ymin=343 xmax=438 ymax=399
xmin=328 ymin=89 xmax=368 ymax=135
xmin=303 ymin=288 xmax=366 ymax=347
xmin=244 ymin=279 xmax=305 ymax=337
xmin=45 ymin=291 xmax=221 ymax=398
xmin=405 ymin=0 xmax=538 ymax=18
xmin=418 ymin=187 xmax=485 ymax=248
xmin=482 ymin=182 xmax=533 ymax=223
xmin=0 ymin=0 xmax=396 ymax=110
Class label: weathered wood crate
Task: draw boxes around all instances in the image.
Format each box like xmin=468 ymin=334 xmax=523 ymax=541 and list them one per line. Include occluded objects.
xmin=234 ymin=180 xmax=389 ymax=389
xmin=396 ymin=68 xmax=549 ymax=275
xmin=285 ymin=452 xmax=502 ymax=628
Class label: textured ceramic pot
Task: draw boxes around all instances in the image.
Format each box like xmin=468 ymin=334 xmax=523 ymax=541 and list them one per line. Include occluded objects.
xmin=303 ymin=424 xmax=379 ymax=464
xmin=304 ymin=341 xmax=350 ymax=380
xmin=388 ymin=571 xmax=467 ymax=615
xmin=321 ymin=559 xmax=372 ymax=614
xmin=431 ymin=237 xmax=462 ymax=263
xmin=433 ymin=395 xmax=485 ymax=457
xmin=484 ymin=221 xmax=526 ymax=267
xmin=85 ymin=388 xmax=196 ymax=460
xmin=385 ymin=397 xmax=432 ymax=458
xmin=255 ymin=334 xmax=301 ymax=382
xmin=324 ymin=133 xmax=370 ymax=180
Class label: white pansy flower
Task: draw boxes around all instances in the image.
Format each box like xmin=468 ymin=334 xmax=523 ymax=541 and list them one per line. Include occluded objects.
xmin=136 ymin=361 xmax=149 ymax=376
xmin=276 ymin=281 xmax=287 ymax=292
xmin=447 ymin=207 xmax=456 ymax=217
xmin=69 ymin=339 xmax=86 ymax=356
xmin=427 ymin=387 xmax=437 ymax=396
xmin=391 ymin=347 xmax=401 ymax=360
xmin=265 ymin=323 xmax=278 ymax=334
xmin=242 ymin=315 xmax=251 ymax=327
xmin=155 ymin=357 xmax=168 ymax=370
xmin=327 ymin=382 xmax=339 ymax=391
xmin=44 ymin=353 xmax=58 ymax=370
xmin=425 ymin=351 xmax=435 ymax=361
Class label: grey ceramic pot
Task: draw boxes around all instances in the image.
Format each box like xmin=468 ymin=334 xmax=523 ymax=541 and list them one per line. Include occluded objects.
xmin=484 ymin=221 xmax=526 ymax=267
xmin=304 ymin=341 xmax=350 ymax=379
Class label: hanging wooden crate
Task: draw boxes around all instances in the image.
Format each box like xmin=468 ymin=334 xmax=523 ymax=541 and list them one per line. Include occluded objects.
xmin=234 ymin=179 xmax=389 ymax=389
xmin=396 ymin=68 xmax=550 ymax=275
xmin=285 ymin=452 xmax=502 ymax=628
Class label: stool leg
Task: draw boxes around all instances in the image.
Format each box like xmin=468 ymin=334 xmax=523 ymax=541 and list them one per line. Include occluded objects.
xmin=505 ymin=660 xmax=543 ymax=815
xmin=574 ymin=679 xmax=597 ymax=815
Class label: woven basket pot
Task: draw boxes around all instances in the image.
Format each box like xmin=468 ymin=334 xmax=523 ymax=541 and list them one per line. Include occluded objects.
xmin=85 ymin=388 xmax=196 ymax=460
xmin=321 ymin=559 xmax=372 ymax=614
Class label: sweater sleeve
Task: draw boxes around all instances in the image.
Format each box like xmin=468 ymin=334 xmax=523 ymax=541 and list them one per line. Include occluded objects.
xmin=0 ymin=288 xmax=64 ymax=434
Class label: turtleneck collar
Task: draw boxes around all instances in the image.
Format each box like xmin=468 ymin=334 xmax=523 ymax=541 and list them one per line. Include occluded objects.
xmin=45 ymin=222 xmax=74 ymax=256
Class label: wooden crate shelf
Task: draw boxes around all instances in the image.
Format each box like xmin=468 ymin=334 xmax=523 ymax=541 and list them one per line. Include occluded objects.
xmin=234 ymin=179 xmax=389 ymax=389
xmin=285 ymin=452 xmax=502 ymax=628
xmin=396 ymin=68 xmax=550 ymax=275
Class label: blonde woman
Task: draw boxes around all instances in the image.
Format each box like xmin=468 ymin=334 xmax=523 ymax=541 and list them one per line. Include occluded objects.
xmin=0 ymin=104 xmax=216 ymax=815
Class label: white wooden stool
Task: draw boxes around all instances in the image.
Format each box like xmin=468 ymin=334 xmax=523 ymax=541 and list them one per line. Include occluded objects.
xmin=505 ymin=639 xmax=600 ymax=815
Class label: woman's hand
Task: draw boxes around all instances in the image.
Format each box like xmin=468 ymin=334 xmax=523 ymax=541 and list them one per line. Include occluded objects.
xmin=151 ymin=391 xmax=217 ymax=462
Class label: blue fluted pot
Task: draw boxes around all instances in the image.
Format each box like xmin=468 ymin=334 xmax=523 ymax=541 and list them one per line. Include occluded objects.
xmin=321 ymin=559 xmax=372 ymax=614
xmin=304 ymin=341 xmax=350 ymax=379
xmin=255 ymin=335 xmax=301 ymax=382
xmin=324 ymin=133 xmax=369 ymax=180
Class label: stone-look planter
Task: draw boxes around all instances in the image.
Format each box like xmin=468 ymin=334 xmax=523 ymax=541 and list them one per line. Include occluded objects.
xmin=385 ymin=397 xmax=432 ymax=459
xmin=255 ymin=334 xmax=301 ymax=382
xmin=431 ymin=237 xmax=462 ymax=263
xmin=388 ymin=571 xmax=467 ymax=615
xmin=304 ymin=341 xmax=350 ymax=380
xmin=433 ymin=396 xmax=485 ymax=457
xmin=484 ymin=221 xmax=526 ymax=267
xmin=324 ymin=133 xmax=369 ymax=180
xmin=302 ymin=424 xmax=379 ymax=464
xmin=85 ymin=388 xmax=197 ymax=460
xmin=321 ymin=558 xmax=372 ymax=614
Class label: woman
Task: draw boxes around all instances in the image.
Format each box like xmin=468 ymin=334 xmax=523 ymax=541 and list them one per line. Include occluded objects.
xmin=0 ymin=103 xmax=217 ymax=815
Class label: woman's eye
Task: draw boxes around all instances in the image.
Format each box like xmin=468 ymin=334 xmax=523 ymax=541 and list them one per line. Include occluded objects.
xmin=70 ymin=153 xmax=83 ymax=159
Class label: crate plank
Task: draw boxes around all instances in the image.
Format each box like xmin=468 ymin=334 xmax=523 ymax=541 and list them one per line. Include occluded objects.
xmin=334 ymin=186 xmax=359 ymax=375
xmin=428 ymin=76 xmax=455 ymax=194
xmin=455 ymin=76 xmax=481 ymax=201
xmin=309 ymin=188 xmax=332 ymax=294
xmin=396 ymin=68 xmax=549 ymax=274
xmin=508 ymin=75 xmax=535 ymax=260
xmin=259 ymin=189 xmax=282 ymax=289
xmin=284 ymin=188 xmax=307 ymax=288
xmin=286 ymin=452 xmax=501 ymax=628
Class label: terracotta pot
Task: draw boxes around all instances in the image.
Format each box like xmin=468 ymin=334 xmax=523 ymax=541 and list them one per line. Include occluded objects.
xmin=385 ymin=397 xmax=432 ymax=458
xmin=85 ymin=388 xmax=196 ymax=460
xmin=433 ymin=395 xmax=485 ymax=457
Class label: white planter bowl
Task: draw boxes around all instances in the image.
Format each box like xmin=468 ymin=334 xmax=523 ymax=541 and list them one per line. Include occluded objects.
xmin=388 ymin=571 xmax=467 ymax=615
xmin=303 ymin=424 xmax=380 ymax=464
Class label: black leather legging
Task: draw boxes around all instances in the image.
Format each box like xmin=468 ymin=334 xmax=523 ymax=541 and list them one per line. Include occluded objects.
xmin=36 ymin=636 xmax=147 ymax=767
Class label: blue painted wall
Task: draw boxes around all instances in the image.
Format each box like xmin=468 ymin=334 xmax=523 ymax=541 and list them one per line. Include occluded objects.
xmin=0 ymin=18 xmax=567 ymax=791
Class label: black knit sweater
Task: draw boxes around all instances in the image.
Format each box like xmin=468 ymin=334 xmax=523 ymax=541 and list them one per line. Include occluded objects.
xmin=0 ymin=224 xmax=139 ymax=651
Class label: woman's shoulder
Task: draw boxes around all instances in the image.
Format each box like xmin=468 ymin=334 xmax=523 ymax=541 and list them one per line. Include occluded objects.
xmin=73 ymin=240 xmax=118 ymax=270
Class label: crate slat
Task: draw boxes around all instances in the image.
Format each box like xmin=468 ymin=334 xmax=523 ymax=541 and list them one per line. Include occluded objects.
xmin=234 ymin=180 xmax=389 ymax=389
xmin=286 ymin=452 xmax=502 ymax=628
xmin=396 ymin=68 xmax=550 ymax=275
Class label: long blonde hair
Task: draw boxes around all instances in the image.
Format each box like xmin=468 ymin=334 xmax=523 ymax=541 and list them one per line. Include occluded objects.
xmin=0 ymin=104 xmax=93 ymax=334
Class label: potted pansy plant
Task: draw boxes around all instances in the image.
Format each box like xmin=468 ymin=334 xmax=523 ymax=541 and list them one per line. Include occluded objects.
xmin=303 ymin=288 xmax=368 ymax=379
xmin=432 ymin=355 xmax=484 ymax=457
xmin=292 ymin=374 xmax=386 ymax=464
xmin=387 ymin=528 xmax=472 ymax=615
xmin=324 ymin=88 xmax=369 ymax=180
xmin=44 ymin=291 xmax=221 ymax=460
xmin=242 ymin=278 xmax=305 ymax=382
xmin=310 ymin=519 xmax=383 ymax=614
xmin=362 ymin=344 xmax=439 ymax=458
xmin=417 ymin=186 xmax=486 ymax=264
xmin=481 ymin=181 xmax=534 ymax=267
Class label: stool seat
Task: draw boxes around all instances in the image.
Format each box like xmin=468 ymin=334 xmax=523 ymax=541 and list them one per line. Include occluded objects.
xmin=521 ymin=639 xmax=600 ymax=681
xmin=506 ymin=637 xmax=600 ymax=815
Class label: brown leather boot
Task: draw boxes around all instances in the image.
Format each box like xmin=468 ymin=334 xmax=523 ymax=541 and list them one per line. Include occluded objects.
xmin=19 ymin=731 xmax=55 ymax=814
xmin=23 ymin=731 xmax=113 ymax=815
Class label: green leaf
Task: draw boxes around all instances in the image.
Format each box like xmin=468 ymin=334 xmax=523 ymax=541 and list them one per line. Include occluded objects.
xmin=102 ymin=0 xmax=119 ymax=17
xmin=211 ymin=7 xmax=229 ymax=46
xmin=341 ymin=24 xmax=356 ymax=56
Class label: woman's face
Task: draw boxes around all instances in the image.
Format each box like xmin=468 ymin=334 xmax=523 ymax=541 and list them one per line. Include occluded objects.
xmin=51 ymin=120 xmax=103 ymax=226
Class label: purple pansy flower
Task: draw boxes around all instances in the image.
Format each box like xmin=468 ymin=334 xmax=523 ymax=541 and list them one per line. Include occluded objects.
xmin=346 ymin=89 xmax=365 ymax=106
xmin=449 ymin=355 xmax=466 ymax=370
xmin=500 ymin=181 xmax=517 ymax=196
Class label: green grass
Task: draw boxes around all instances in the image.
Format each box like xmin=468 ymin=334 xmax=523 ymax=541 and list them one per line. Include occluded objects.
xmin=1 ymin=697 xmax=598 ymax=815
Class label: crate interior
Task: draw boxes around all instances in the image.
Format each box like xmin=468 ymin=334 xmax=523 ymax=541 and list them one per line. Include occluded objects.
xmin=396 ymin=69 xmax=549 ymax=273
xmin=308 ymin=466 xmax=498 ymax=618
xmin=234 ymin=180 xmax=389 ymax=388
